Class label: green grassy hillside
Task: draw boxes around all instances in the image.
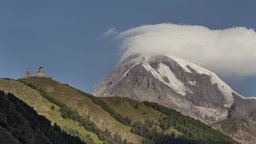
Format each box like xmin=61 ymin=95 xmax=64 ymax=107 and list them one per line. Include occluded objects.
xmin=19 ymin=77 xmax=141 ymax=144
xmin=0 ymin=78 xmax=101 ymax=144
xmin=100 ymin=97 xmax=183 ymax=138
xmin=100 ymin=97 xmax=163 ymax=123
xmin=0 ymin=77 xmax=237 ymax=144
xmin=100 ymin=96 xmax=237 ymax=144
xmin=0 ymin=91 xmax=84 ymax=144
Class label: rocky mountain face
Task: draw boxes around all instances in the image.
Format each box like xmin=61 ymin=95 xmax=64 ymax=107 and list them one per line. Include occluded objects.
xmin=212 ymin=93 xmax=256 ymax=144
xmin=93 ymin=55 xmax=234 ymax=123
xmin=93 ymin=55 xmax=256 ymax=143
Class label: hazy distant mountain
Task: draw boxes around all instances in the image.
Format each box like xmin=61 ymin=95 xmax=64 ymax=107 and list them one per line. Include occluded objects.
xmin=93 ymin=54 xmax=256 ymax=143
xmin=0 ymin=78 xmax=236 ymax=144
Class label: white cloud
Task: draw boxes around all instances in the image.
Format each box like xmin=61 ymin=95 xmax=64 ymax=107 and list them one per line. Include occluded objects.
xmin=117 ymin=23 xmax=256 ymax=78
xmin=102 ymin=27 xmax=118 ymax=37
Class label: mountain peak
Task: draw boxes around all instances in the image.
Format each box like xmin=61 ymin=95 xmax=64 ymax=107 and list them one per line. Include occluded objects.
xmin=93 ymin=54 xmax=242 ymax=124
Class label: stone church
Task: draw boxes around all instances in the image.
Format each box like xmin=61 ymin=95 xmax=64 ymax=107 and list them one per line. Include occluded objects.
xmin=37 ymin=67 xmax=45 ymax=77
xmin=26 ymin=67 xmax=45 ymax=77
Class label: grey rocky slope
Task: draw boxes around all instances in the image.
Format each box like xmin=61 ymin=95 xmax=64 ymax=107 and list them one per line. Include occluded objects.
xmin=212 ymin=92 xmax=256 ymax=144
xmin=93 ymin=55 xmax=256 ymax=125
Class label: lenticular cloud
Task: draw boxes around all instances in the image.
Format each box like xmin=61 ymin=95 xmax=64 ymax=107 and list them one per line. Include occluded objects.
xmin=116 ymin=23 xmax=256 ymax=78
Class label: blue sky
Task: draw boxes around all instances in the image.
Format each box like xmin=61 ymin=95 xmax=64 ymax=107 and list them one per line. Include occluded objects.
xmin=1 ymin=0 xmax=256 ymax=96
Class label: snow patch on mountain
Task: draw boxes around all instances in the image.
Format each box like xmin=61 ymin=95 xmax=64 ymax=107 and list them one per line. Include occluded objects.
xmin=188 ymin=81 xmax=197 ymax=86
xmin=142 ymin=62 xmax=189 ymax=96
xmin=167 ymin=55 xmax=234 ymax=107
xmin=119 ymin=63 xmax=139 ymax=81
xmin=243 ymin=96 xmax=256 ymax=100
xmin=127 ymin=55 xmax=235 ymax=107
xmin=167 ymin=55 xmax=192 ymax=73
xmin=209 ymin=73 xmax=234 ymax=107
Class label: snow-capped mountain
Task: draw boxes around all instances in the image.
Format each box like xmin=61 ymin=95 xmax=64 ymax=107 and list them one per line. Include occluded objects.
xmin=93 ymin=55 xmax=256 ymax=125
